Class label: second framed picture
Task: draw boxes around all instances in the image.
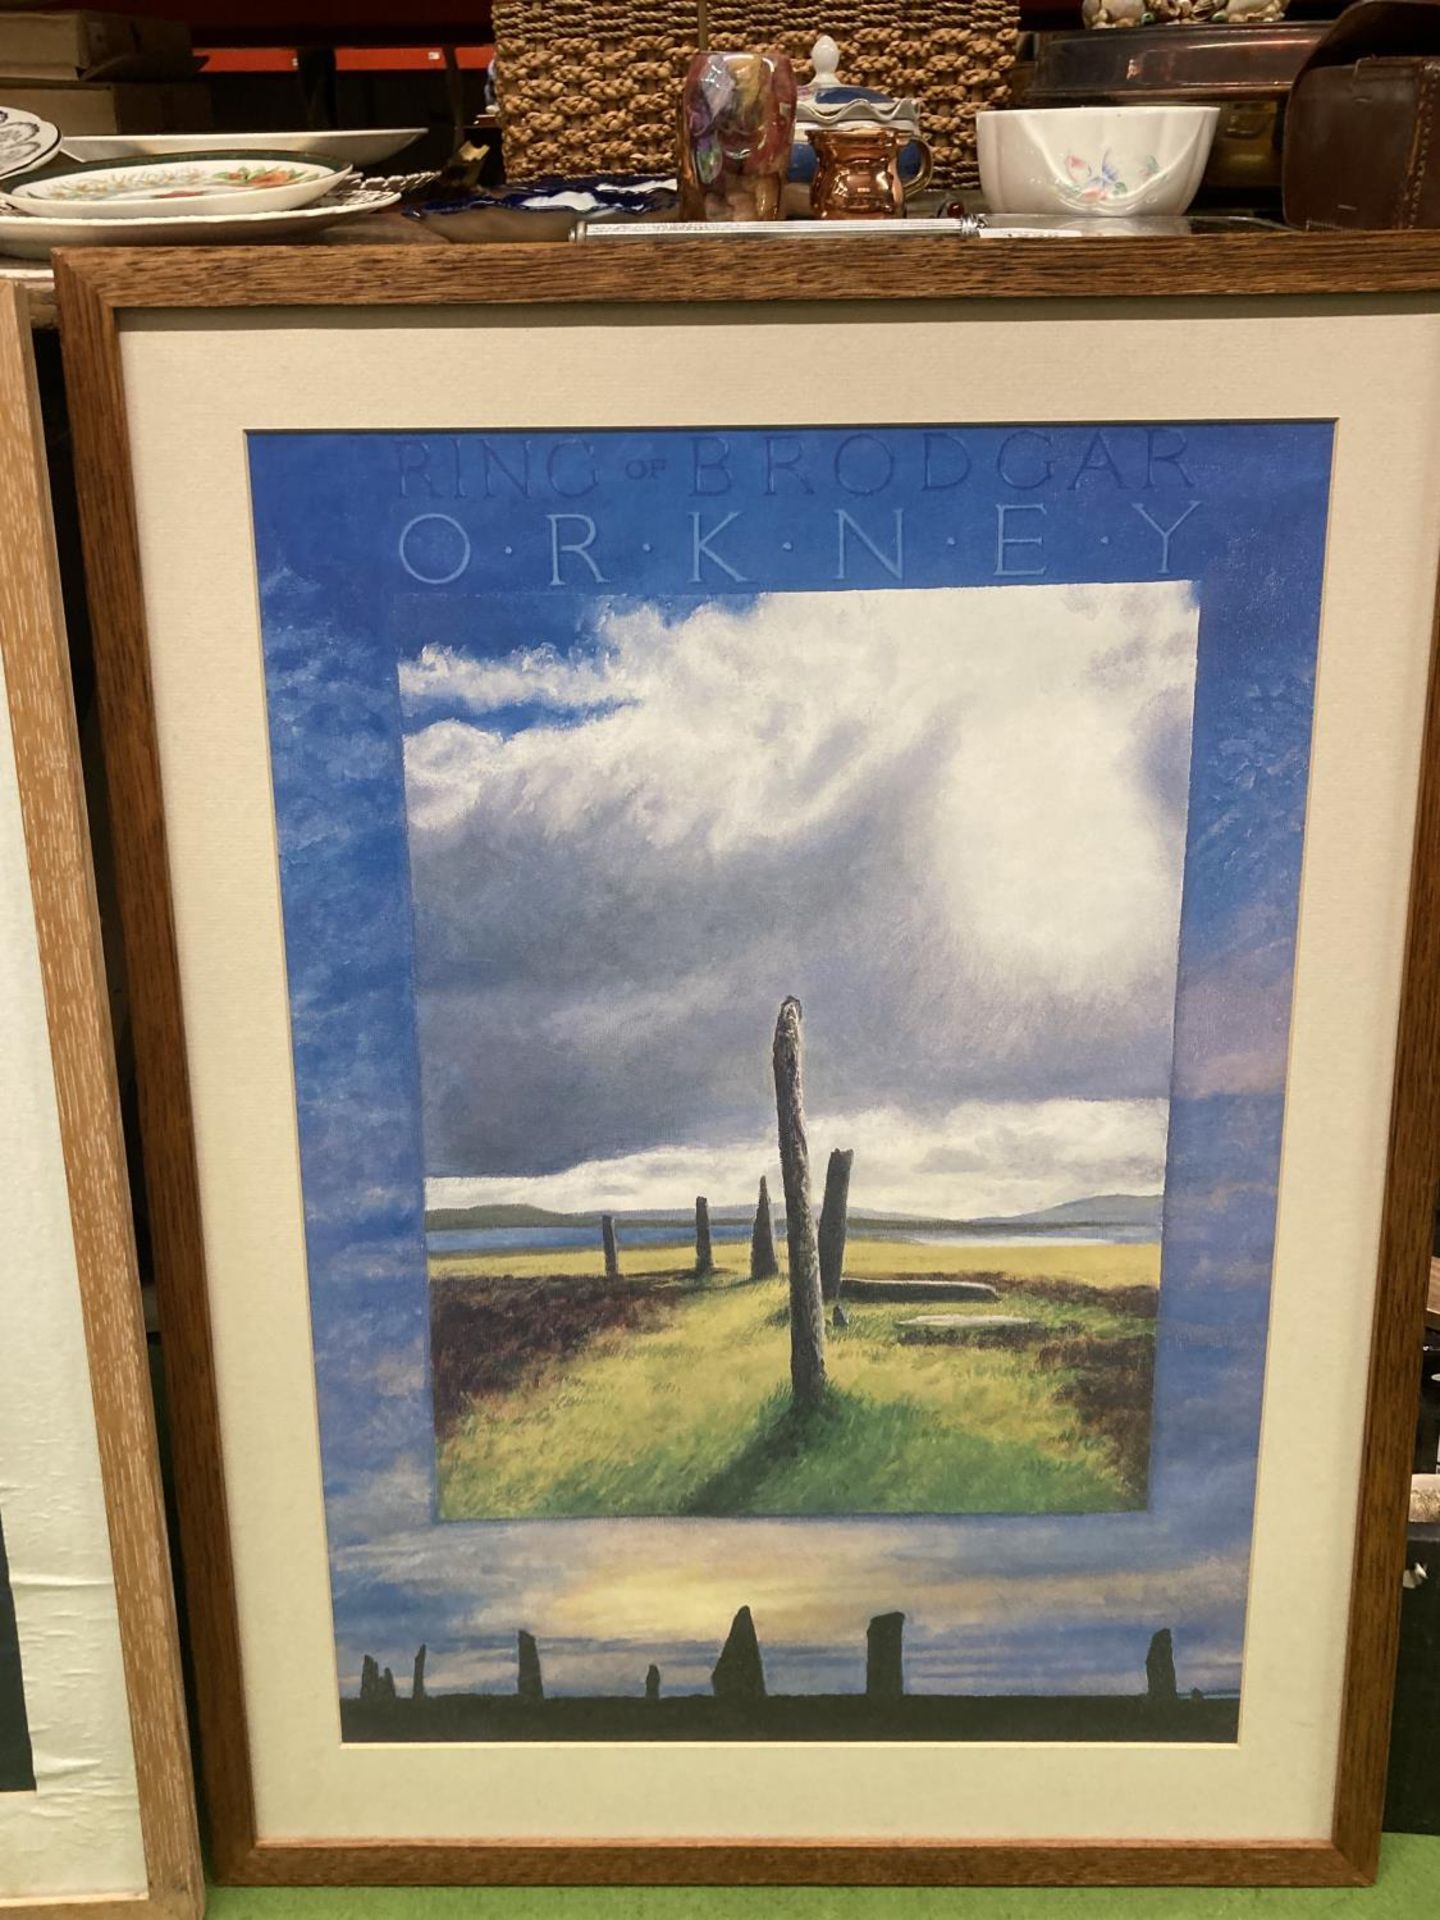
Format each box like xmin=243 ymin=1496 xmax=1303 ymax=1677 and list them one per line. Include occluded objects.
xmin=58 ymin=236 xmax=1440 ymax=1885
xmin=0 ymin=283 xmax=199 ymax=1920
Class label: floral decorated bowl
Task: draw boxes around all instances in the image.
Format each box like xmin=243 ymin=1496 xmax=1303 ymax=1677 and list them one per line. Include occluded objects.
xmin=9 ymin=152 xmax=346 ymax=221
xmin=976 ymin=105 xmax=1220 ymax=217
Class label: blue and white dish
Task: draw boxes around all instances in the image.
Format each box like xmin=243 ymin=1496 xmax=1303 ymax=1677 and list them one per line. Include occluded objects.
xmin=0 ymin=107 xmax=60 ymax=183
xmin=407 ymin=173 xmax=678 ymax=240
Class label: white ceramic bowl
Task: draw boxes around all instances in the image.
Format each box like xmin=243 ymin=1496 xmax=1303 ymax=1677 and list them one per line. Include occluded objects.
xmin=976 ymin=106 xmax=1220 ymax=219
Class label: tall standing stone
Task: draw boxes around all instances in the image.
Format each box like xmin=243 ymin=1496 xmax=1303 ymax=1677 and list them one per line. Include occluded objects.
xmin=818 ymin=1147 xmax=854 ymax=1307
xmin=412 ymin=1644 xmax=427 ymax=1702
xmin=772 ymin=999 xmax=827 ymax=1409
xmin=1146 ymin=1628 xmax=1177 ymax=1703
xmin=359 ymin=1654 xmax=381 ymax=1703
xmin=750 ymin=1174 xmax=779 ymax=1279
xmin=694 ymin=1195 xmax=715 ymax=1277
xmin=601 ymin=1213 xmax=620 ymax=1280
xmin=712 ymin=1606 xmax=766 ymax=1702
xmin=866 ymin=1612 xmax=905 ymax=1699
xmin=518 ymin=1629 xmax=545 ymax=1702
xmin=645 ymin=1663 xmax=662 ymax=1702
xmin=380 ymin=1666 xmax=397 ymax=1701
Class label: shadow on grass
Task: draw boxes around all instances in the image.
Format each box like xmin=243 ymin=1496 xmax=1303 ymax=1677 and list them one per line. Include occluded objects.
xmin=678 ymin=1378 xmax=1128 ymax=1518
xmin=679 ymin=1388 xmax=849 ymax=1514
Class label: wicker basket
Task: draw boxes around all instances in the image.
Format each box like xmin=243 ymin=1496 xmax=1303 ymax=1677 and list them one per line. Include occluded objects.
xmin=494 ymin=0 xmax=698 ymax=181
xmin=494 ymin=1 xmax=1018 ymax=188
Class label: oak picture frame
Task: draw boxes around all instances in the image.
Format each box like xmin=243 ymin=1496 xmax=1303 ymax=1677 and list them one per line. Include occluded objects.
xmin=0 ymin=281 xmax=200 ymax=1920
xmin=53 ymin=235 xmax=1440 ymax=1889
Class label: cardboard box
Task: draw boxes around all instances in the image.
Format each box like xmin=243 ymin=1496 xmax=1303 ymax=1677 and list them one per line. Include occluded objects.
xmin=0 ymin=79 xmax=209 ymax=132
xmin=0 ymin=12 xmax=193 ymax=84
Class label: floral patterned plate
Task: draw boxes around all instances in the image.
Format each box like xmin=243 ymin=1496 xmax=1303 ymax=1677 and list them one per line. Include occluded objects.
xmin=9 ymin=152 xmax=347 ymax=221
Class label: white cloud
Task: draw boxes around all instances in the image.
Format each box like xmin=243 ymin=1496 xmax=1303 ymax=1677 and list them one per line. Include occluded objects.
xmin=400 ymin=631 xmax=658 ymax=718
xmin=426 ymin=1095 xmax=1166 ymax=1218
xmin=402 ymin=583 xmax=1198 ymax=1202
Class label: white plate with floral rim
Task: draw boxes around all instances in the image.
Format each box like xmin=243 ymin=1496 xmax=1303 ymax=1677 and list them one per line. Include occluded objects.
xmin=61 ymin=128 xmax=426 ymax=168
xmin=0 ymin=107 xmax=60 ymax=182
xmin=9 ymin=152 xmax=349 ymax=221
xmin=0 ymin=181 xmax=400 ymax=258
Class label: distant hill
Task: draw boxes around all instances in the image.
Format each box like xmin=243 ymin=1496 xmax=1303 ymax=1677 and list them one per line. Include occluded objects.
xmin=425 ymin=1192 xmax=1162 ymax=1236
xmin=425 ymin=1202 xmax=591 ymax=1232
xmin=965 ymin=1193 xmax=1162 ymax=1233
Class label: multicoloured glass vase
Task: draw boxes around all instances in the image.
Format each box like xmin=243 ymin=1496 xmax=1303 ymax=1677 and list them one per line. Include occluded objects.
xmin=679 ymin=48 xmax=797 ymax=222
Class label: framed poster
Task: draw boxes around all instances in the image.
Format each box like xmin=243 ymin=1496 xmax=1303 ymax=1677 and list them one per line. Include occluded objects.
xmin=57 ymin=236 xmax=1440 ymax=1886
xmin=0 ymin=282 xmax=200 ymax=1918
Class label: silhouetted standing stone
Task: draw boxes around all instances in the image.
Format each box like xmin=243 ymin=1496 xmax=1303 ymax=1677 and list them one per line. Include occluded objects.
xmin=750 ymin=1174 xmax=779 ymax=1280
xmin=380 ymin=1666 xmax=397 ymax=1701
xmin=1146 ymin=1629 xmax=1177 ymax=1703
xmin=359 ymin=1654 xmax=381 ymax=1703
xmin=602 ymin=1213 xmax=620 ymax=1280
xmin=695 ymin=1196 xmax=715 ymax=1277
xmin=819 ymin=1147 xmax=854 ymax=1308
xmin=518 ymin=1629 xmax=544 ymax=1702
xmin=412 ymin=1644 xmax=427 ymax=1701
xmin=645 ymin=1663 xmax=661 ymax=1702
xmin=772 ymin=999 xmax=826 ymax=1409
xmin=866 ymin=1612 xmax=905 ymax=1699
xmin=712 ymin=1606 xmax=766 ymax=1701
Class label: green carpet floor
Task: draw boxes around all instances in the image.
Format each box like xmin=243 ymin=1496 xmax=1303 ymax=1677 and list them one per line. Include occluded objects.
xmin=206 ymin=1834 xmax=1440 ymax=1919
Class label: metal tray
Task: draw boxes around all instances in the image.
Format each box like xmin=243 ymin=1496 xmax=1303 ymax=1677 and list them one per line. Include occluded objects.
xmin=1030 ymin=21 xmax=1327 ymax=102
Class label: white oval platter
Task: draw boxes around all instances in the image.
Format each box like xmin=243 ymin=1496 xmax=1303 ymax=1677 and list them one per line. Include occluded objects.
xmin=0 ymin=184 xmax=401 ymax=259
xmin=60 ymin=128 xmax=427 ymax=168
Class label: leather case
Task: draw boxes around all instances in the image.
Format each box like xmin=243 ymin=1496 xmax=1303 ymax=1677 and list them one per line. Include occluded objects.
xmin=1283 ymin=0 xmax=1440 ymax=229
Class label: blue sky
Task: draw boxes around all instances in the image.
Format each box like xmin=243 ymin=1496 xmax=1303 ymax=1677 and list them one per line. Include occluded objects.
xmin=248 ymin=422 xmax=1332 ymax=1705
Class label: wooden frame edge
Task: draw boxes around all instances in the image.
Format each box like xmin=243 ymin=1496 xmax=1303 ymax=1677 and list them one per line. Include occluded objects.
xmin=54 ymin=235 xmax=1440 ymax=1889
xmin=0 ymin=282 xmax=201 ymax=1918
xmin=45 ymin=230 xmax=1440 ymax=308
xmin=56 ymin=253 xmax=258 ymax=1881
xmin=1329 ymin=475 xmax=1440 ymax=1880
xmin=213 ymin=1837 xmax=1366 ymax=1888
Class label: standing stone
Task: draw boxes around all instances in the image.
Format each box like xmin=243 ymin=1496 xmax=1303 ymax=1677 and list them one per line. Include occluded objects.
xmin=712 ymin=1605 xmax=766 ymax=1701
xmin=517 ymin=1629 xmax=545 ymax=1702
xmin=602 ymin=1213 xmax=620 ymax=1281
xmin=645 ymin=1663 xmax=662 ymax=1702
xmin=772 ymin=999 xmax=827 ymax=1409
xmin=412 ymin=1644 xmax=427 ymax=1702
xmin=750 ymin=1174 xmax=779 ymax=1280
xmin=866 ymin=1612 xmax=905 ymax=1699
xmin=695 ymin=1196 xmax=715 ymax=1277
xmin=1146 ymin=1628 xmax=1177 ymax=1703
xmin=818 ymin=1147 xmax=854 ymax=1308
xmin=380 ymin=1666 xmax=397 ymax=1701
xmin=359 ymin=1654 xmax=381 ymax=1703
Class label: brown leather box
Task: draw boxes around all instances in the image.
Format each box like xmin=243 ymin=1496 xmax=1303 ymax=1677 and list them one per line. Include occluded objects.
xmin=1284 ymin=0 xmax=1440 ymax=228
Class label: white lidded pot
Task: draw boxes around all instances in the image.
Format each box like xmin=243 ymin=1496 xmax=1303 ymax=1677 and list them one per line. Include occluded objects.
xmin=976 ymin=105 xmax=1221 ymax=218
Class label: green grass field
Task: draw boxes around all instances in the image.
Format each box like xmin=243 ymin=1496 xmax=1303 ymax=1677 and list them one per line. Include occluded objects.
xmin=432 ymin=1238 xmax=1158 ymax=1522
